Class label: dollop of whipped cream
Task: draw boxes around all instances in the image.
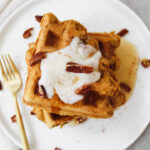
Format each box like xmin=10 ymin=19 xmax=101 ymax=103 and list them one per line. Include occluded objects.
xmin=39 ymin=37 xmax=101 ymax=104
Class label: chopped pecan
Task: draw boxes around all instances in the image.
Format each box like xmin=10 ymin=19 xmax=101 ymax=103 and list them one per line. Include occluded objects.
xmin=23 ymin=27 xmax=34 ymax=39
xmin=98 ymin=41 xmax=103 ymax=50
xmin=110 ymin=62 xmax=116 ymax=71
xmin=66 ymin=62 xmax=78 ymax=65
xmin=30 ymin=111 xmax=35 ymax=115
xmin=75 ymin=116 xmax=87 ymax=124
xmin=11 ymin=115 xmax=16 ymax=123
xmin=29 ymin=52 xmax=46 ymax=66
xmin=141 ymin=59 xmax=150 ymax=68
xmin=119 ymin=82 xmax=131 ymax=92
xmin=81 ymin=39 xmax=87 ymax=44
xmin=66 ymin=62 xmax=93 ymax=73
xmin=83 ymin=91 xmax=105 ymax=106
xmin=36 ymin=85 xmax=47 ymax=98
xmin=0 ymin=81 xmax=2 ymax=90
xmin=51 ymin=113 xmax=64 ymax=120
xmin=35 ymin=15 xmax=43 ymax=23
xmin=75 ymin=84 xmax=91 ymax=95
xmin=117 ymin=28 xmax=129 ymax=37
xmin=54 ymin=147 xmax=62 ymax=150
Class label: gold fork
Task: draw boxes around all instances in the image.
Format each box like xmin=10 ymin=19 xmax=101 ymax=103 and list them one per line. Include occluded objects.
xmin=0 ymin=54 xmax=30 ymax=150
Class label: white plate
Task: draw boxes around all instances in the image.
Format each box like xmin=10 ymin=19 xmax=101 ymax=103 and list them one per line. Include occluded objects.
xmin=0 ymin=0 xmax=150 ymax=150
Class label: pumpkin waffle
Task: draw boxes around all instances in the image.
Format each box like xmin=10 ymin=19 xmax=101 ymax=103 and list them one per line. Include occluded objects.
xmin=28 ymin=43 xmax=86 ymax=128
xmin=88 ymin=32 xmax=120 ymax=58
xmin=33 ymin=108 xmax=75 ymax=128
xmin=33 ymin=107 xmax=87 ymax=128
xmin=27 ymin=43 xmax=79 ymax=128
xmin=23 ymin=13 xmax=125 ymax=119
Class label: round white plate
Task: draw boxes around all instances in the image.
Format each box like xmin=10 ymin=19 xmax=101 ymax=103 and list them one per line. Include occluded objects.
xmin=0 ymin=0 xmax=150 ymax=150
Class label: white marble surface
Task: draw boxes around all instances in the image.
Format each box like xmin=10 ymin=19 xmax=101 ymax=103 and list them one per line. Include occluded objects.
xmin=0 ymin=0 xmax=149 ymax=150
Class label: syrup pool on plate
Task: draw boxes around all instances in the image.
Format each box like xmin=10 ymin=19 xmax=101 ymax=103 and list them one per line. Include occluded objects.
xmin=115 ymin=38 xmax=139 ymax=100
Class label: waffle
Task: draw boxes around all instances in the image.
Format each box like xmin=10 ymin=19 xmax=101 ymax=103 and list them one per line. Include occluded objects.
xmin=33 ymin=107 xmax=88 ymax=128
xmin=27 ymin=43 xmax=77 ymax=128
xmin=88 ymin=32 xmax=120 ymax=58
xmin=23 ymin=13 xmax=125 ymax=119
xmin=33 ymin=108 xmax=75 ymax=128
xmin=28 ymin=43 xmax=87 ymax=128
xmin=34 ymin=107 xmax=85 ymax=129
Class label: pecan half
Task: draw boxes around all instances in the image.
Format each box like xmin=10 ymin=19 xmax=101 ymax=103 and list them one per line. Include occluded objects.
xmin=11 ymin=115 xmax=16 ymax=123
xmin=29 ymin=52 xmax=46 ymax=66
xmin=75 ymin=84 xmax=91 ymax=95
xmin=117 ymin=28 xmax=129 ymax=37
xmin=119 ymin=82 xmax=131 ymax=92
xmin=74 ymin=116 xmax=87 ymax=124
xmin=66 ymin=62 xmax=93 ymax=73
xmin=36 ymin=85 xmax=47 ymax=98
xmin=23 ymin=27 xmax=34 ymax=39
xmin=35 ymin=15 xmax=43 ymax=23
xmin=54 ymin=147 xmax=62 ymax=150
xmin=30 ymin=111 xmax=35 ymax=115
xmin=141 ymin=59 xmax=150 ymax=68
xmin=0 ymin=81 xmax=2 ymax=90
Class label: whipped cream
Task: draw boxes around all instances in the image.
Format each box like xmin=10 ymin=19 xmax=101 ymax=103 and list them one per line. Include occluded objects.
xmin=39 ymin=37 xmax=101 ymax=104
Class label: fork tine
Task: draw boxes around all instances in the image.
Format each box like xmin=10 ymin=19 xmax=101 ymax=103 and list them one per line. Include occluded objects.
xmin=1 ymin=55 xmax=11 ymax=79
xmin=0 ymin=59 xmax=7 ymax=80
xmin=8 ymin=54 xmax=18 ymax=73
xmin=5 ymin=54 xmax=15 ymax=78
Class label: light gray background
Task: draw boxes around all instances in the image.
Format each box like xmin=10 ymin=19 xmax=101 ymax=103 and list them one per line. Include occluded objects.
xmin=121 ymin=0 xmax=150 ymax=150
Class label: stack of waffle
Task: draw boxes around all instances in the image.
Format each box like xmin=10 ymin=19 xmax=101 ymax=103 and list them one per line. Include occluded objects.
xmin=23 ymin=13 xmax=125 ymax=128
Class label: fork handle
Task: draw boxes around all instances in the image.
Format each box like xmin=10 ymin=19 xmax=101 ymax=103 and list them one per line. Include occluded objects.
xmin=13 ymin=94 xmax=30 ymax=150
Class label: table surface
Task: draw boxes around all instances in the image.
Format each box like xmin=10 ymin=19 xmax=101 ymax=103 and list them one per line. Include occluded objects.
xmin=121 ymin=0 xmax=150 ymax=150
xmin=0 ymin=0 xmax=150 ymax=150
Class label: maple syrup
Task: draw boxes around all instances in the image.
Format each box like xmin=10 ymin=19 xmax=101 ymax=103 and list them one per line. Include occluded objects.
xmin=115 ymin=39 xmax=139 ymax=99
